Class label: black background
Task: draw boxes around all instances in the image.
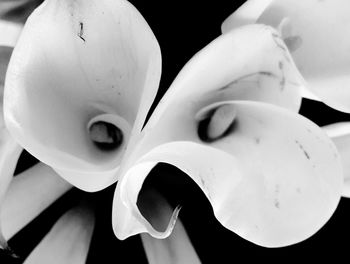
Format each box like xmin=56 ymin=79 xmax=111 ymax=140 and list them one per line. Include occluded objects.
xmin=2 ymin=0 xmax=350 ymax=263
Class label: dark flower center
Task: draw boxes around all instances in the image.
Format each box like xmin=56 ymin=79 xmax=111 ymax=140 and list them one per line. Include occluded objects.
xmin=89 ymin=121 xmax=123 ymax=151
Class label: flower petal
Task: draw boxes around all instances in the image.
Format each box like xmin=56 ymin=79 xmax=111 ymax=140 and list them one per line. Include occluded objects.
xmin=23 ymin=204 xmax=94 ymax=264
xmin=0 ymin=46 xmax=13 ymax=89
xmin=112 ymin=25 xmax=339 ymax=247
xmin=140 ymin=190 xmax=200 ymax=264
xmin=1 ymin=163 xmax=71 ymax=240
xmin=113 ymin=100 xmax=342 ymax=248
xmin=0 ymin=45 xmax=22 ymax=249
xmin=221 ymin=0 xmax=273 ymax=33
xmin=149 ymin=24 xmax=303 ymax=118
xmin=0 ymin=134 xmax=21 ymax=249
xmin=223 ymin=0 xmax=350 ymax=113
xmin=324 ymin=122 xmax=350 ymax=198
xmin=4 ymin=0 xmax=161 ymax=191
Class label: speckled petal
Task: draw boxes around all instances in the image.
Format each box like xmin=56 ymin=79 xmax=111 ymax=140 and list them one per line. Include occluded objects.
xmin=223 ymin=0 xmax=350 ymax=113
xmin=1 ymin=163 xmax=71 ymax=240
xmin=112 ymin=25 xmax=342 ymax=247
xmin=24 ymin=205 xmax=94 ymax=264
xmin=113 ymin=100 xmax=342 ymax=247
xmin=4 ymin=0 xmax=161 ymax=191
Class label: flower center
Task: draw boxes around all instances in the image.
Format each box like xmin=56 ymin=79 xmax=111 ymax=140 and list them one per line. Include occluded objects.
xmin=197 ymin=104 xmax=237 ymax=142
xmin=88 ymin=121 xmax=123 ymax=151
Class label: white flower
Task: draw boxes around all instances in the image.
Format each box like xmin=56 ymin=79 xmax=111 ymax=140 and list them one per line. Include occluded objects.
xmin=112 ymin=23 xmax=343 ymax=248
xmin=0 ymin=1 xmax=345 ymax=263
xmin=4 ymin=0 xmax=162 ymax=192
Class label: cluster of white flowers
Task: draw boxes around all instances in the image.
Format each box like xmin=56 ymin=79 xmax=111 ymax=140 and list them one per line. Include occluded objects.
xmin=0 ymin=0 xmax=350 ymax=263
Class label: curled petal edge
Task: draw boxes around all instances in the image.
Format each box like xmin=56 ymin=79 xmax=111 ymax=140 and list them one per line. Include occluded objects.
xmin=113 ymin=101 xmax=342 ymax=248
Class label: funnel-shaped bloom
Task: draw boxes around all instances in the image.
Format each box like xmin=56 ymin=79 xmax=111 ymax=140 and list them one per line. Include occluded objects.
xmin=222 ymin=0 xmax=350 ymax=113
xmin=4 ymin=0 xmax=161 ymax=191
xmin=112 ymin=25 xmax=343 ymax=248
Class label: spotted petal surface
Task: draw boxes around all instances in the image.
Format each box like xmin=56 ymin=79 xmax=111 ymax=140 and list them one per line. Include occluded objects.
xmin=112 ymin=25 xmax=342 ymax=247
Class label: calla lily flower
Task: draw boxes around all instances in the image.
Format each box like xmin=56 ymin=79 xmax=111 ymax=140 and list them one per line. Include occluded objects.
xmin=2 ymin=47 xmax=198 ymax=262
xmin=4 ymin=0 xmax=161 ymax=192
xmin=112 ymin=24 xmax=343 ymax=248
xmin=1 ymin=0 xmax=344 ymax=259
xmin=222 ymin=0 xmax=350 ymax=113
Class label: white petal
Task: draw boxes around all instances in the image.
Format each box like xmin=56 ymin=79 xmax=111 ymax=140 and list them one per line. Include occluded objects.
xmin=323 ymin=122 xmax=350 ymax=139
xmin=0 ymin=132 xmax=21 ymax=249
xmin=140 ymin=190 xmax=200 ymax=264
xmin=114 ymin=100 xmax=342 ymax=247
xmin=324 ymin=122 xmax=350 ymax=197
xmin=0 ymin=45 xmax=13 ymax=90
xmin=223 ymin=0 xmax=350 ymax=113
xmin=24 ymin=205 xmax=94 ymax=264
xmin=4 ymin=0 xmax=161 ymax=191
xmin=148 ymin=24 xmax=303 ymax=118
xmin=1 ymin=163 xmax=71 ymax=239
xmin=112 ymin=25 xmax=339 ymax=247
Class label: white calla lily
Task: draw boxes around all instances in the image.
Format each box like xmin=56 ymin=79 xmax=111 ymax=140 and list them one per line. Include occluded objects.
xmin=112 ymin=25 xmax=343 ymax=248
xmin=222 ymin=0 xmax=350 ymax=113
xmin=4 ymin=0 xmax=161 ymax=192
